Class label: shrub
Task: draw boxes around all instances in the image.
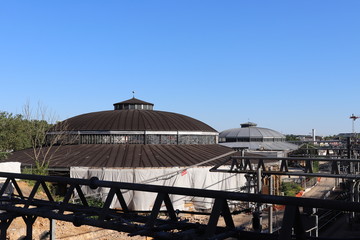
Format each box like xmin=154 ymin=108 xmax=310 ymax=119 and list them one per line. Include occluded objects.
xmin=281 ymin=182 xmax=302 ymax=196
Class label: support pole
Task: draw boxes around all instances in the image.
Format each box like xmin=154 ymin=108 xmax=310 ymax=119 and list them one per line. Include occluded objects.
xmin=349 ymin=180 xmax=355 ymax=224
xmin=257 ymin=168 xmax=262 ymax=195
xmin=0 ymin=218 xmax=13 ymax=240
xmin=269 ymin=174 xmax=273 ymax=234
xmin=23 ymin=215 xmax=36 ymax=240
xmin=50 ymin=218 xmax=56 ymax=240
xmin=252 ymin=168 xmax=262 ymax=232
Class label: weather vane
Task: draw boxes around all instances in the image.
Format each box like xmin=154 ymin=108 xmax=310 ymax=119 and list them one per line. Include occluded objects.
xmin=132 ymin=91 xmax=135 ymax=98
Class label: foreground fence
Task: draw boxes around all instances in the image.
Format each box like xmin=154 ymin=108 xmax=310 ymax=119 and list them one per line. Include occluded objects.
xmin=0 ymin=172 xmax=359 ymax=240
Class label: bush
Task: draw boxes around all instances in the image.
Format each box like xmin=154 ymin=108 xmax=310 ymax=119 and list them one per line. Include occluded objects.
xmin=281 ymin=182 xmax=302 ymax=196
xmin=73 ymin=196 xmax=104 ymax=208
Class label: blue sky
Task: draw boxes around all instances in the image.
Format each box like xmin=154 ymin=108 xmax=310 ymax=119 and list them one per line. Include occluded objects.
xmin=1 ymin=1 xmax=359 ymax=136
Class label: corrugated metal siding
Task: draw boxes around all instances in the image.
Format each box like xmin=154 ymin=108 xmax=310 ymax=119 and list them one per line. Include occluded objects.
xmin=219 ymin=127 xmax=285 ymax=139
xmin=5 ymin=144 xmax=234 ymax=168
xmin=220 ymin=142 xmax=299 ymax=151
xmin=58 ymin=110 xmax=217 ymax=132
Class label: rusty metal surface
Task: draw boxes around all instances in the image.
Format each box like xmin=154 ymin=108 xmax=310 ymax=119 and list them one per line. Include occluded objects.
xmin=5 ymin=144 xmax=234 ymax=168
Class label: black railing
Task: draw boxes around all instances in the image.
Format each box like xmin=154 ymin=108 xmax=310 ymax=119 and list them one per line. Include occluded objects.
xmin=0 ymin=172 xmax=359 ymax=239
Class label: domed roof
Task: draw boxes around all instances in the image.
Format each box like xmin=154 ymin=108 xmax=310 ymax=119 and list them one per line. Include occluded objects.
xmin=219 ymin=122 xmax=284 ymax=139
xmin=55 ymin=97 xmax=216 ymax=132
xmin=219 ymin=122 xmax=299 ymax=151
xmin=60 ymin=109 xmax=216 ymax=132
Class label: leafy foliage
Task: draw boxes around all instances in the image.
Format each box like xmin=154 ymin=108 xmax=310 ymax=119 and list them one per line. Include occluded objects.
xmin=0 ymin=111 xmax=32 ymax=159
xmin=285 ymin=134 xmax=299 ymax=141
xmin=281 ymin=182 xmax=303 ymax=196
xmin=0 ymin=111 xmax=54 ymax=153
xmin=86 ymin=197 xmax=104 ymax=208
xmin=0 ymin=108 xmax=56 ymax=174
xmin=0 ymin=112 xmax=31 ymax=152
xmin=289 ymin=143 xmax=318 ymax=156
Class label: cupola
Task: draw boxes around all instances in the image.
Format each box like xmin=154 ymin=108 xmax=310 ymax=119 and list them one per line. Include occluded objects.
xmin=113 ymin=97 xmax=154 ymax=110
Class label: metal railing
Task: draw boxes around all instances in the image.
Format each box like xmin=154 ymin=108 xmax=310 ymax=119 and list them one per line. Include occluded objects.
xmin=0 ymin=172 xmax=359 ymax=239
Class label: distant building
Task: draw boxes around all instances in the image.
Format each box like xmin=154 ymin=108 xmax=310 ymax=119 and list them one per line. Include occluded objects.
xmin=219 ymin=122 xmax=298 ymax=157
xmin=337 ymin=133 xmax=356 ymax=139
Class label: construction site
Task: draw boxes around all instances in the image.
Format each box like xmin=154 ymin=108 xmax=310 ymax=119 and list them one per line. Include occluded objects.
xmin=2 ymin=98 xmax=360 ymax=239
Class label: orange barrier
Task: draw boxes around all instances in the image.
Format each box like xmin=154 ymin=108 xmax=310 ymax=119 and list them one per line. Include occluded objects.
xmin=295 ymin=191 xmax=304 ymax=197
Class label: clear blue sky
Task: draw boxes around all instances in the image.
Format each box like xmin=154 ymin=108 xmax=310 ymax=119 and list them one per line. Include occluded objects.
xmin=1 ymin=1 xmax=359 ymax=136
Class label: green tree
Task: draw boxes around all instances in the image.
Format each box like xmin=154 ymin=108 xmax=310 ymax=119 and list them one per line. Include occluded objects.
xmin=1 ymin=102 xmax=70 ymax=175
xmin=285 ymin=134 xmax=299 ymax=141
xmin=0 ymin=111 xmax=32 ymax=159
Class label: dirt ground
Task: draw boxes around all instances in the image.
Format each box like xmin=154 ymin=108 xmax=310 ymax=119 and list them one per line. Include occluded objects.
xmin=6 ymin=181 xmax=149 ymax=240
xmin=6 ymin=181 xmax=263 ymax=240
xmin=7 ymin=217 xmax=140 ymax=240
xmin=6 ymin=208 xmax=275 ymax=240
xmin=6 ymin=212 xmax=258 ymax=240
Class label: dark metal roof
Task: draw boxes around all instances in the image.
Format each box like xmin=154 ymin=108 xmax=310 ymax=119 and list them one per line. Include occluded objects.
xmin=5 ymin=144 xmax=234 ymax=168
xmin=219 ymin=126 xmax=285 ymax=139
xmin=56 ymin=110 xmax=217 ymax=132
xmin=113 ymin=97 xmax=154 ymax=106
xmin=220 ymin=142 xmax=299 ymax=151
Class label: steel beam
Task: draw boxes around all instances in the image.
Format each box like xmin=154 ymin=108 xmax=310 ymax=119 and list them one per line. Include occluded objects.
xmin=0 ymin=172 xmax=359 ymax=239
xmin=210 ymin=156 xmax=360 ymax=179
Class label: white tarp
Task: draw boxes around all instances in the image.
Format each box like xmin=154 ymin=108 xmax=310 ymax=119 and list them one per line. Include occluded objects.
xmin=0 ymin=162 xmax=21 ymax=181
xmin=70 ymin=166 xmax=246 ymax=211
xmin=0 ymin=162 xmax=21 ymax=195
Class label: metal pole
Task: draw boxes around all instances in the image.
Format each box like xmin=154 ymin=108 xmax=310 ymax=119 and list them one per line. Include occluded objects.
xmin=350 ymin=180 xmax=355 ymax=222
xmin=254 ymin=168 xmax=262 ymax=232
xmin=269 ymin=174 xmax=273 ymax=234
xmin=315 ymin=215 xmax=318 ymax=237
xmin=347 ymin=137 xmax=352 ymax=173
xmin=50 ymin=218 xmax=56 ymax=240
xmin=257 ymin=168 xmax=262 ymax=194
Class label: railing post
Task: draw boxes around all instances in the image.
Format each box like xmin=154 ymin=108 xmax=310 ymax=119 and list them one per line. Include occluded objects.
xmin=279 ymin=205 xmax=306 ymax=240
xmin=50 ymin=218 xmax=56 ymax=240
xmin=23 ymin=215 xmax=36 ymax=240
xmin=269 ymin=173 xmax=273 ymax=234
xmin=0 ymin=218 xmax=13 ymax=240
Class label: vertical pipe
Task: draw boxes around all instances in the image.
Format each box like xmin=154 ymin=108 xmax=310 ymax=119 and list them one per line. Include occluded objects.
xmin=254 ymin=167 xmax=262 ymax=232
xmin=269 ymin=174 xmax=273 ymax=233
xmin=347 ymin=137 xmax=353 ymax=174
xmin=257 ymin=168 xmax=262 ymax=194
xmin=315 ymin=215 xmax=319 ymax=237
xmin=50 ymin=219 xmax=56 ymax=240
xmin=350 ymin=180 xmax=355 ymax=221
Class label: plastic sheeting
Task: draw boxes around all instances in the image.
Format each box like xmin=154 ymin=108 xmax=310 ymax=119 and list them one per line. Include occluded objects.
xmin=0 ymin=162 xmax=21 ymax=182
xmin=0 ymin=162 xmax=21 ymax=195
xmin=70 ymin=167 xmax=246 ymax=211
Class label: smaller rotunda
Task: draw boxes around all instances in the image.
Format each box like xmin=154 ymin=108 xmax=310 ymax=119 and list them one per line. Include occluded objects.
xmin=219 ymin=122 xmax=298 ymax=155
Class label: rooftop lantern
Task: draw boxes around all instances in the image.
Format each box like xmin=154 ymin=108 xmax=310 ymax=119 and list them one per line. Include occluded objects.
xmin=240 ymin=122 xmax=257 ymax=128
xmin=113 ymin=97 xmax=154 ymax=110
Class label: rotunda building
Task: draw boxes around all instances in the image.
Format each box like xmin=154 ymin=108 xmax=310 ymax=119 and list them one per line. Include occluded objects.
xmin=219 ymin=122 xmax=298 ymax=153
xmin=54 ymin=97 xmax=218 ymax=146
xmin=11 ymin=97 xmax=232 ymax=169
xmin=6 ymin=98 xmax=245 ymax=211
